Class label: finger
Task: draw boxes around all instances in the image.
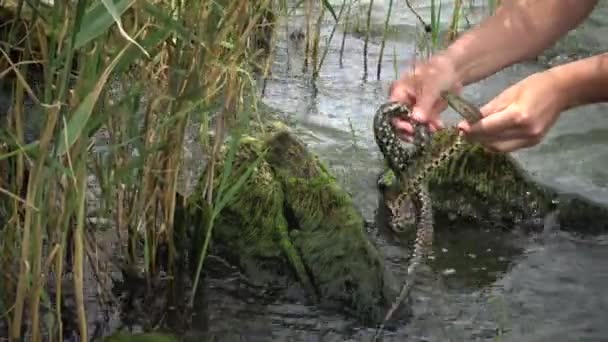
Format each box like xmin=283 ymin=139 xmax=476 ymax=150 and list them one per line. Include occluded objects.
xmin=410 ymin=83 xmax=443 ymax=123
xmin=465 ymin=107 xmax=522 ymax=140
xmin=428 ymin=118 xmax=444 ymax=132
xmin=426 ymin=99 xmax=449 ymax=130
xmin=397 ymin=131 xmax=414 ymax=143
xmin=486 ymin=137 xmax=540 ymax=152
xmin=389 ymin=81 xmax=415 ymax=105
xmin=391 ymin=117 xmax=415 ymax=135
xmin=458 ymin=119 xmax=540 ymax=151
xmin=457 ymin=123 xmax=536 ymax=152
xmin=457 ymin=117 xmax=529 ymax=146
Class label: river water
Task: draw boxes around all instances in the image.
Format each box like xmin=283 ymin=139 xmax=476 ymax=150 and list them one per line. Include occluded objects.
xmin=196 ymin=1 xmax=608 ymax=341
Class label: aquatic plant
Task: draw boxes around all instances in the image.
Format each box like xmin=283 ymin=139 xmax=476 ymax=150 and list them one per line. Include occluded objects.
xmin=0 ymin=0 xmax=502 ymax=340
xmin=0 ymin=0 xmax=276 ymax=340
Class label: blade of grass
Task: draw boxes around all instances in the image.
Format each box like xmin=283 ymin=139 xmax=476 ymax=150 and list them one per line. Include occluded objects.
xmin=321 ymin=0 xmax=338 ymax=22
xmin=73 ymin=0 xmax=134 ymax=49
xmin=55 ymin=39 xmax=132 ymax=156
xmin=189 ymin=149 xmax=265 ymax=306
xmin=99 ymin=0 xmax=149 ymax=57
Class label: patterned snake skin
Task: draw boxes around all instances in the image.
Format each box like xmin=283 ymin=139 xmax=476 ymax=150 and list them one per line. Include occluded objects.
xmin=372 ymin=92 xmax=483 ymax=339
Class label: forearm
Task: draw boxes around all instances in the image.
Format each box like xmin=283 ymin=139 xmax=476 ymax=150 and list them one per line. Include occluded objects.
xmin=551 ymin=53 xmax=608 ymax=110
xmin=437 ymin=0 xmax=598 ymax=86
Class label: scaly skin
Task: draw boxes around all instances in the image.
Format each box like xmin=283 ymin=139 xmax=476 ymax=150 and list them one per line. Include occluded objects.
xmin=372 ymin=92 xmax=483 ymax=339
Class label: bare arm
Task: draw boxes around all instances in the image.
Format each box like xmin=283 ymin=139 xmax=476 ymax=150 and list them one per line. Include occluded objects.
xmin=439 ymin=0 xmax=599 ymax=86
xmin=456 ymin=52 xmax=608 ymax=152
xmin=555 ymin=52 xmax=608 ymax=110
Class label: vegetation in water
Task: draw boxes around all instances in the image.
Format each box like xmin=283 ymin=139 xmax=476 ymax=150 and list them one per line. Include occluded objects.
xmin=0 ymin=0 xmax=512 ymax=340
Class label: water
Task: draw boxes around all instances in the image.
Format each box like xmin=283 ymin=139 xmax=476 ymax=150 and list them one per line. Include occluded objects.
xmin=0 ymin=2 xmax=606 ymax=341
xmin=199 ymin=1 xmax=608 ymax=341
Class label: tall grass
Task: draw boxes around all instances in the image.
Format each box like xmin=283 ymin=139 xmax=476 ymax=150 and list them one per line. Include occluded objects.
xmin=0 ymin=0 xmax=500 ymax=340
xmin=0 ymin=0 xmax=276 ymax=340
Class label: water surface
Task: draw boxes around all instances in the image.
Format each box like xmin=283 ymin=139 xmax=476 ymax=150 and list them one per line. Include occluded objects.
xmin=204 ymin=2 xmax=608 ymax=340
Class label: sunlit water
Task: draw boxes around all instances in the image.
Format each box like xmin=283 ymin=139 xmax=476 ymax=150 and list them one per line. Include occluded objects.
xmin=194 ymin=1 xmax=608 ymax=341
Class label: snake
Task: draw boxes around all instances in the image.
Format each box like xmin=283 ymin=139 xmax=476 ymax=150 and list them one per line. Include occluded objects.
xmin=371 ymin=91 xmax=484 ymax=340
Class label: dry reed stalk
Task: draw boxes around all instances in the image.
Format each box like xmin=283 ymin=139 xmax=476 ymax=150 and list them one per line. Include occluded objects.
xmin=303 ymin=0 xmax=313 ymax=71
xmin=311 ymin=0 xmax=326 ymax=79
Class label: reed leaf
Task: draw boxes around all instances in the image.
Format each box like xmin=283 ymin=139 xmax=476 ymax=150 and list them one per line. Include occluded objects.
xmin=73 ymin=0 xmax=133 ymax=49
xmin=320 ymin=0 xmax=338 ymax=22
xmin=55 ymin=41 xmax=131 ymax=155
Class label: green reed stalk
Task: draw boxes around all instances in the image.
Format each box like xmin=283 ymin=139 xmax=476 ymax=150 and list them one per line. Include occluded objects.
xmin=392 ymin=45 xmax=398 ymax=78
xmin=376 ymin=0 xmax=394 ymax=79
xmin=339 ymin=0 xmax=354 ymax=67
xmin=447 ymin=0 xmax=463 ymax=43
xmin=429 ymin=0 xmax=443 ymax=50
xmin=318 ymin=0 xmax=346 ymax=73
xmin=362 ymin=0 xmax=374 ymax=79
xmin=488 ymin=0 xmax=500 ymax=14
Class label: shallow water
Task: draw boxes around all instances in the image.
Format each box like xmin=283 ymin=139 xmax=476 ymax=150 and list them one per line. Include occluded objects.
xmin=199 ymin=1 xmax=608 ymax=341
xmin=1 ymin=3 xmax=607 ymax=341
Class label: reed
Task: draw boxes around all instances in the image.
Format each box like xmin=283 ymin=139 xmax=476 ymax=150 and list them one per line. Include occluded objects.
xmin=376 ymin=0 xmax=394 ymax=80
xmin=0 ymin=0 xmax=276 ymax=340
xmin=0 ymin=0 xmax=499 ymax=339
xmin=362 ymin=0 xmax=374 ymax=79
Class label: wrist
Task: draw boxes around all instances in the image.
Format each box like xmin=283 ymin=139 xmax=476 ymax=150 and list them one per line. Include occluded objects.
xmin=427 ymin=52 xmax=463 ymax=91
xmin=439 ymin=43 xmax=471 ymax=86
xmin=438 ymin=35 xmax=494 ymax=87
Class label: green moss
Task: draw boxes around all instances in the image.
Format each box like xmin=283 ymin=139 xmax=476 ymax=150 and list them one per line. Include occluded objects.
xmin=264 ymin=129 xmax=389 ymax=323
xmin=187 ymin=122 xmax=393 ymax=324
xmin=379 ymin=126 xmax=608 ymax=236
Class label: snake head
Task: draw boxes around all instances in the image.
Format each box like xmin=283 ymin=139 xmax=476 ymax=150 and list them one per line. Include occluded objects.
xmin=377 ymin=169 xmax=418 ymax=237
xmin=373 ymin=101 xmax=431 ymax=151
xmin=387 ymin=194 xmax=417 ymax=235
xmin=373 ymin=102 xmax=410 ymax=131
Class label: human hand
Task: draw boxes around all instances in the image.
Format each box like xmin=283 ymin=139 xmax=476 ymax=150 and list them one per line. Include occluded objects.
xmin=458 ymin=70 xmax=569 ymax=152
xmin=388 ymin=54 xmax=463 ymax=142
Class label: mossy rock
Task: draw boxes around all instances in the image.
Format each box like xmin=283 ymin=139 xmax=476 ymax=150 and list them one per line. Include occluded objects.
xmin=378 ymin=128 xmax=608 ymax=239
xmin=187 ymin=122 xmax=400 ymax=325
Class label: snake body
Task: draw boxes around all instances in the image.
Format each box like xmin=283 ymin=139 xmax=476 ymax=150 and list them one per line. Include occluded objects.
xmin=372 ymin=92 xmax=483 ymax=339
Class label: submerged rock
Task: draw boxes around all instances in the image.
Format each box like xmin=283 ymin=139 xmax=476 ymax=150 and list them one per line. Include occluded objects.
xmin=377 ymin=127 xmax=608 ymax=243
xmin=185 ymin=121 xmax=402 ymax=325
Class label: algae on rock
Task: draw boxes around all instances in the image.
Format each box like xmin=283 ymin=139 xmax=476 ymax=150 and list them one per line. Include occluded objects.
xmin=188 ymin=122 xmax=396 ymax=324
xmin=377 ymin=128 xmax=608 ymax=241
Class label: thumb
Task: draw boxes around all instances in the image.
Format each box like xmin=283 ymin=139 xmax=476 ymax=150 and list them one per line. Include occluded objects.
xmin=480 ymin=99 xmax=501 ymax=117
xmin=411 ymin=87 xmax=441 ymax=123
